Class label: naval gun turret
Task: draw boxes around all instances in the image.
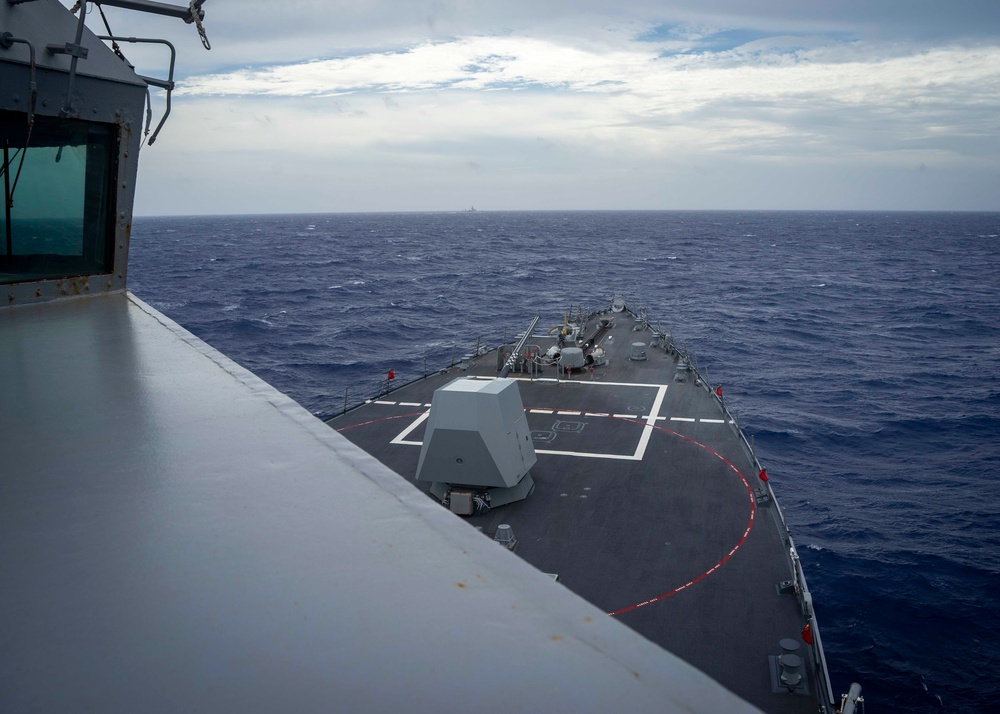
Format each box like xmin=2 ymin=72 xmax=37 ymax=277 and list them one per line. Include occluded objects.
xmin=416 ymin=377 xmax=536 ymax=515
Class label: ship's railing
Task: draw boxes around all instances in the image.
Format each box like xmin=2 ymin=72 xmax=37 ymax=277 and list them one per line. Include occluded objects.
xmin=332 ymin=332 xmax=495 ymax=417
xmin=790 ymin=534 xmax=838 ymax=711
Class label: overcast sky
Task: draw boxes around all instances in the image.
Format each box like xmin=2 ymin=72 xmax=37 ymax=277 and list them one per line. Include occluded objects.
xmin=71 ymin=1 xmax=1000 ymax=215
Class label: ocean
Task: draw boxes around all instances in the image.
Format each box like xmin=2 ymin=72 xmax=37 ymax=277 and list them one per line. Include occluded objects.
xmin=129 ymin=210 xmax=1000 ymax=713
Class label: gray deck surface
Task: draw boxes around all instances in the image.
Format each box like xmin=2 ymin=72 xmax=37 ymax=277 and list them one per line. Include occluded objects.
xmin=329 ymin=312 xmax=822 ymax=714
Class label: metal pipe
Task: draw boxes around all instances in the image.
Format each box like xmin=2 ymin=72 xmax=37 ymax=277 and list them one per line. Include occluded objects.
xmin=3 ymin=141 xmax=12 ymax=259
xmin=840 ymin=683 xmax=863 ymax=714
xmin=58 ymin=0 xmax=88 ymax=117
xmin=0 ymin=33 xmax=37 ymax=127
xmin=93 ymin=0 xmax=201 ymax=22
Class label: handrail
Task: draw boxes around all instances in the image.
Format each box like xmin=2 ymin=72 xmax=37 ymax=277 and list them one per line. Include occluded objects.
xmin=97 ymin=36 xmax=176 ymax=144
xmin=791 ymin=536 xmax=838 ymax=709
xmin=0 ymin=31 xmax=36 ymax=127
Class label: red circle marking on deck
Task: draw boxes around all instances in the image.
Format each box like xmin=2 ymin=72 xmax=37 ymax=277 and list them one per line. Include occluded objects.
xmin=605 ymin=418 xmax=757 ymax=617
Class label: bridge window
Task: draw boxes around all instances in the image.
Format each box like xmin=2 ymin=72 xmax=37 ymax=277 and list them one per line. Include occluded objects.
xmin=1 ymin=110 xmax=118 ymax=285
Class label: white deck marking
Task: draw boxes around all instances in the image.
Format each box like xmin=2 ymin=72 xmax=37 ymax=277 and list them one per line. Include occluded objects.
xmin=390 ymin=410 xmax=430 ymax=445
xmin=374 ymin=400 xmax=395 ymax=405
xmin=378 ymin=379 xmax=731 ymax=459
xmin=633 ymin=385 xmax=669 ymax=461
xmin=534 ymin=449 xmax=641 ymax=460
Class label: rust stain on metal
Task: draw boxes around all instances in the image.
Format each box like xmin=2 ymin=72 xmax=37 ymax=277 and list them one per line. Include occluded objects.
xmin=55 ymin=277 xmax=90 ymax=296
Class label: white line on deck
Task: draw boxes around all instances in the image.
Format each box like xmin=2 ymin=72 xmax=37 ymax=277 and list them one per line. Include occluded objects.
xmin=480 ymin=375 xmax=673 ymax=389
xmin=633 ymin=384 xmax=669 ymax=462
xmin=534 ymin=448 xmax=641 ymax=460
xmin=380 ymin=380 xmax=732 ymax=460
xmin=390 ymin=410 xmax=430 ymax=445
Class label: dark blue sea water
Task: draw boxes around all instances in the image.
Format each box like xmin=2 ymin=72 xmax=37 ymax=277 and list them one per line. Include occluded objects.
xmin=129 ymin=211 xmax=1000 ymax=713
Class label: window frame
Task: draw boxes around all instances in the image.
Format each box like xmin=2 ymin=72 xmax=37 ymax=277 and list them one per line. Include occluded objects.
xmin=1 ymin=110 xmax=120 ymax=285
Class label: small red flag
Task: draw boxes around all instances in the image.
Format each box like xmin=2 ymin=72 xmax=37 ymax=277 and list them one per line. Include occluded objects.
xmin=387 ymin=370 xmax=395 ymax=380
xmin=758 ymin=468 xmax=768 ymax=482
xmin=801 ymin=622 xmax=813 ymax=645
xmin=715 ymin=386 xmax=723 ymax=398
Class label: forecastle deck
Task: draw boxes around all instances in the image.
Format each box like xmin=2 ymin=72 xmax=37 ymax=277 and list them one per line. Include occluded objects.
xmin=328 ymin=305 xmax=834 ymax=714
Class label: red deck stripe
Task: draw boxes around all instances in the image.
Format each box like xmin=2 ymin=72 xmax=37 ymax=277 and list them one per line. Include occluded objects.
xmin=606 ymin=419 xmax=756 ymax=617
xmin=335 ymin=412 xmax=425 ymax=431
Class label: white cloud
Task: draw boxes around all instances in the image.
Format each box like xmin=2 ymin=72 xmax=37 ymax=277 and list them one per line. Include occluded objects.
xmin=175 ymin=36 xmax=1000 ymax=162
xmin=85 ymin=0 xmax=998 ymax=213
